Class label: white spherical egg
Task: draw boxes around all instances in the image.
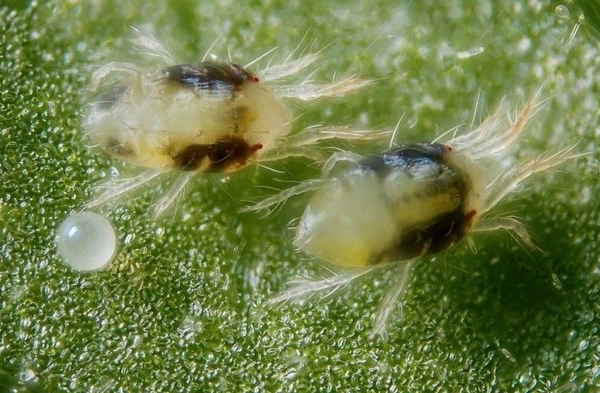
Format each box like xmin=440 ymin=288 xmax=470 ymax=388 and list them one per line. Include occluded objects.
xmin=56 ymin=211 xmax=117 ymax=271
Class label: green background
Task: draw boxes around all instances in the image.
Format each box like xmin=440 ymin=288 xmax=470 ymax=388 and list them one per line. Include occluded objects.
xmin=1 ymin=1 xmax=599 ymax=391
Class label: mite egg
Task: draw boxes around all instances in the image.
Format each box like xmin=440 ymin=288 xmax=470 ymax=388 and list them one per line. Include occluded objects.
xmin=246 ymin=90 xmax=581 ymax=337
xmin=55 ymin=211 xmax=117 ymax=271
xmin=84 ymin=30 xmax=375 ymax=217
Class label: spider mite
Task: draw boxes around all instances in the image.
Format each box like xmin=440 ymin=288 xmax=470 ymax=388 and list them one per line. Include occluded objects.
xmin=245 ymin=89 xmax=581 ymax=338
xmin=83 ymin=29 xmax=377 ymax=217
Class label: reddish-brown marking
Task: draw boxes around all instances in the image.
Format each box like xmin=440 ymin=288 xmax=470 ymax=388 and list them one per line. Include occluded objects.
xmin=246 ymin=74 xmax=260 ymax=83
xmin=465 ymin=209 xmax=477 ymax=221
xmin=251 ymin=143 xmax=263 ymax=152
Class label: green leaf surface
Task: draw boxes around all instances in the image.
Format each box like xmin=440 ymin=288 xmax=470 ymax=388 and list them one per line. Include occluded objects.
xmin=1 ymin=1 xmax=599 ymax=392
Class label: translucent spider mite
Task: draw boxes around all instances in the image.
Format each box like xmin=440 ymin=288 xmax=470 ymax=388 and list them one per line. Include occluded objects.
xmin=83 ymin=29 xmax=376 ymax=217
xmin=244 ymin=89 xmax=582 ymax=338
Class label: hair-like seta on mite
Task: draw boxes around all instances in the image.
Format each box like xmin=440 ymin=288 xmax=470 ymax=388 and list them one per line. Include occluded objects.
xmin=245 ymin=88 xmax=582 ymax=338
xmin=83 ymin=28 xmax=380 ymax=217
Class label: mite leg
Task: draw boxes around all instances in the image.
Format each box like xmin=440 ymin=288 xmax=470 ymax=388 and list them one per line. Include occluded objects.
xmin=370 ymin=260 xmax=415 ymax=339
xmin=482 ymin=145 xmax=579 ymax=214
xmin=285 ymin=125 xmax=388 ymax=147
xmin=259 ymin=53 xmax=320 ymax=82
xmin=269 ymin=267 xmax=378 ymax=304
xmin=258 ymin=145 xmax=327 ymax=163
xmin=86 ymin=169 xmax=163 ymax=210
xmin=130 ymin=28 xmax=178 ymax=65
xmin=152 ymin=172 xmax=196 ymax=218
xmin=468 ymin=95 xmax=548 ymax=159
xmin=259 ymin=126 xmax=383 ymax=164
xmin=272 ymin=76 xmax=371 ymax=101
xmin=241 ymin=178 xmax=328 ymax=214
xmin=471 ymin=216 xmax=536 ymax=249
xmin=446 ymin=88 xmax=548 ymax=159
xmin=256 ymin=30 xmax=320 ymax=81
xmin=90 ymin=62 xmax=145 ymax=92
xmin=321 ymin=150 xmax=365 ymax=176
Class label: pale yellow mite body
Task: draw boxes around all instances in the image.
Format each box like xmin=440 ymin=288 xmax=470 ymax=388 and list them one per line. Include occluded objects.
xmin=296 ymin=144 xmax=476 ymax=267
xmin=85 ymin=63 xmax=290 ymax=172
xmin=84 ymin=31 xmax=374 ymax=216
xmin=246 ymin=91 xmax=579 ymax=337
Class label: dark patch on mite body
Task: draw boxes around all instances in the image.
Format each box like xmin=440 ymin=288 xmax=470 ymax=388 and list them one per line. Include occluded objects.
xmin=358 ymin=143 xmax=448 ymax=178
xmin=404 ymin=209 xmax=473 ymax=259
xmin=164 ymin=61 xmax=259 ymax=92
xmin=172 ymin=136 xmax=262 ymax=172
xmin=371 ymin=209 xmax=477 ymax=263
